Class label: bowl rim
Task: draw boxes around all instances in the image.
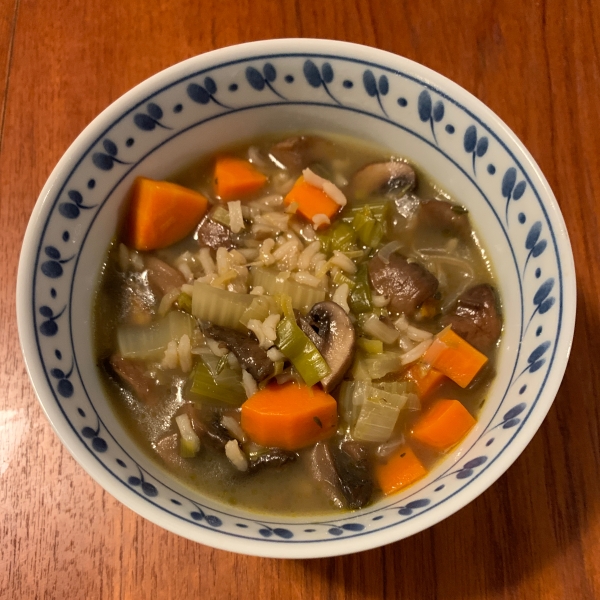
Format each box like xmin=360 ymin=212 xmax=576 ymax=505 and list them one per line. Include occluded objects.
xmin=17 ymin=38 xmax=576 ymax=558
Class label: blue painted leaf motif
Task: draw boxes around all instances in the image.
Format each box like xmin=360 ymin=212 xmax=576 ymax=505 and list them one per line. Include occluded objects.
xmin=59 ymin=203 xmax=80 ymax=219
xmin=321 ymin=62 xmax=334 ymax=84
xmin=68 ymin=190 xmax=83 ymax=204
xmin=103 ymin=139 xmax=118 ymax=156
xmin=502 ymin=418 xmax=521 ymax=429
xmin=513 ymin=180 xmax=527 ymax=200
xmin=502 ymin=168 xmax=517 ymax=198
xmin=82 ymin=427 xmax=96 ymax=439
xmin=203 ymin=77 xmax=217 ymax=95
xmin=378 ymin=75 xmax=389 ymax=96
xmin=187 ymin=83 xmax=211 ymax=103
xmin=262 ymin=63 xmax=276 ymax=83
xmin=464 ymin=126 xmax=477 ymax=152
xmin=406 ymin=498 xmax=431 ymax=509
xmin=532 ymin=240 xmax=547 ymax=258
xmin=39 ymin=306 xmax=53 ymax=318
xmin=92 ymin=152 xmax=116 ymax=170
xmin=41 ymin=261 xmax=63 ymax=278
xmin=528 ymin=341 xmax=551 ymax=364
xmin=205 ymin=515 xmax=223 ymax=527
xmin=50 ymin=368 xmax=65 ymax=378
xmin=463 ymin=456 xmax=487 ymax=469
xmin=303 ymin=60 xmax=322 ymax=87
xmin=534 ymin=279 xmax=554 ymax=305
xmin=259 ymin=528 xmax=273 ymax=537
xmin=92 ymin=437 xmax=108 ymax=452
xmin=328 ymin=527 xmax=343 ymax=536
xmin=273 ymin=528 xmax=294 ymax=539
xmin=57 ymin=379 xmax=74 ymax=398
xmin=456 ymin=469 xmax=474 ymax=479
xmin=539 ymin=297 xmax=555 ymax=314
xmin=341 ymin=523 xmax=365 ymax=531
xmin=418 ymin=90 xmax=432 ymax=121
xmin=134 ymin=114 xmax=157 ymax=131
xmin=45 ymin=246 xmax=60 ymax=260
xmin=476 ymin=137 xmax=489 ymax=157
xmin=432 ymin=101 xmax=444 ymax=122
xmin=503 ymin=403 xmax=526 ymax=421
xmin=146 ymin=102 xmax=163 ymax=120
xmin=526 ymin=222 xmax=542 ymax=249
xmin=141 ymin=482 xmax=158 ymax=497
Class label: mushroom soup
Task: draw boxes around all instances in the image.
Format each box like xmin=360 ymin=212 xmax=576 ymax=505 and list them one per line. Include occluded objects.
xmin=94 ymin=133 xmax=502 ymax=515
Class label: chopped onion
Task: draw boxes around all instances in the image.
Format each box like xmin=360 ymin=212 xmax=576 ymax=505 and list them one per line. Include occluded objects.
xmin=399 ymin=338 xmax=433 ymax=365
xmin=377 ymin=241 xmax=402 ymax=264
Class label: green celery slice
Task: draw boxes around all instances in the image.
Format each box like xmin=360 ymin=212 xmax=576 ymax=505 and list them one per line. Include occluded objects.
xmin=191 ymin=282 xmax=254 ymax=330
xmin=188 ymin=359 xmax=246 ymax=406
xmin=348 ymin=263 xmax=373 ymax=314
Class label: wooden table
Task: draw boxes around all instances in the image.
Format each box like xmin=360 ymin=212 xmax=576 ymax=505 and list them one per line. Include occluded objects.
xmin=2 ymin=0 xmax=598 ymax=598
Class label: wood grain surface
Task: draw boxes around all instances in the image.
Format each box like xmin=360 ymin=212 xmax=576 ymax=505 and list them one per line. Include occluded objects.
xmin=1 ymin=0 xmax=599 ymax=598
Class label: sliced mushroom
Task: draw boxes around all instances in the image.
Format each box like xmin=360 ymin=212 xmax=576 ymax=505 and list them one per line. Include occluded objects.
xmin=294 ymin=309 xmax=325 ymax=352
xmin=202 ymin=323 xmax=274 ymax=382
xmin=144 ymin=255 xmax=186 ymax=296
xmin=368 ymin=251 xmax=439 ymax=316
xmin=309 ymin=442 xmax=346 ymax=509
xmin=441 ymin=283 xmax=502 ymax=353
xmin=107 ymin=354 xmax=164 ymax=406
xmin=195 ymin=215 xmax=234 ymax=250
xmin=329 ymin=439 xmax=373 ymax=510
xmin=350 ymin=161 xmax=417 ymax=201
xmin=303 ymin=301 xmax=356 ymax=392
xmin=269 ymin=135 xmax=333 ymax=171
xmin=248 ymin=449 xmax=298 ymax=473
xmin=418 ymin=199 xmax=471 ymax=239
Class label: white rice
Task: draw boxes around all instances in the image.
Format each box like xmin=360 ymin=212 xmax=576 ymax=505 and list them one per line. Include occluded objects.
xmin=312 ymin=214 xmax=331 ymax=228
xmin=302 ymin=167 xmax=347 ymax=207
xmin=272 ymin=239 xmax=299 ymax=262
xmin=372 ymin=295 xmax=390 ymax=308
xmin=292 ymin=271 xmax=323 ymax=288
xmin=330 ymin=251 xmax=357 ymax=274
xmin=242 ymin=369 xmax=258 ymax=398
xmin=297 ymin=240 xmax=321 ymax=271
xmin=262 ymin=314 xmax=281 ymax=342
xmin=267 ymin=347 xmax=285 ymax=362
xmin=176 ymin=261 xmax=194 ymax=282
xmin=332 ymin=283 xmax=350 ymax=313
xmin=158 ymin=287 xmax=181 ymax=316
xmin=228 ymin=200 xmax=245 ymax=233
xmin=161 ymin=340 xmax=179 ymax=370
xmin=221 ymin=415 xmax=247 ymax=443
xmin=259 ymin=238 xmax=276 ymax=265
xmin=216 ymin=247 xmax=230 ymax=275
xmin=250 ymin=286 xmax=265 ymax=295
xmin=206 ymin=338 xmax=228 ymax=357
xmin=225 ymin=439 xmax=248 ymax=472
xmin=177 ymin=334 xmax=192 ymax=373
xmin=400 ymin=338 xmax=433 ymax=365
xmin=198 ymin=247 xmax=216 ymax=275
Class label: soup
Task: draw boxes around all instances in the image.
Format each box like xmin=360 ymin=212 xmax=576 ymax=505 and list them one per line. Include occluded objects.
xmin=94 ymin=133 xmax=502 ymax=515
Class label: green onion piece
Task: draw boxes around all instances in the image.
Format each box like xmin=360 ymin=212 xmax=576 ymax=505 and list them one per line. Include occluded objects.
xmin=348 ymin=264 xmax=373 ymax=314
xmin=176 ymin=292 xmax=193 ymax=313
xmin=357 ymin=337 xmax=384 ymax=354
xmin=117 ymin=310 xmax=196 ymax=360
xmin=249 ymin=267 xmax=326 ymax=312
xmin=188 ymin=359 xmax=246 ymax=406
xmin=275 ymin=306 xmax=331 ymax=386
xmin=192 ymin=282 xmax=254 ymax=331
xmin=239 ymin=295 xmax=281 ymax=327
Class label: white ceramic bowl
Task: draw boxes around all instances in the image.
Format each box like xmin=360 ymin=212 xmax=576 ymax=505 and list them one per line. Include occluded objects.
xmin=17 ymin=39 xmax=576 ymax=558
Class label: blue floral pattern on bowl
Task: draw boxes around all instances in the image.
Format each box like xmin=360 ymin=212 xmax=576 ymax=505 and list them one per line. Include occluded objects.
xmin=18 ymin=41 xmax=574 ymax=557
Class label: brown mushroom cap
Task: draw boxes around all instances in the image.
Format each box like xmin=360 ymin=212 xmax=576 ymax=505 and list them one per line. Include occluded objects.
xmin=350 ymin=161 xmax=417 ymax=201
xmin=304 ymin=301 xmax=356 ymax=392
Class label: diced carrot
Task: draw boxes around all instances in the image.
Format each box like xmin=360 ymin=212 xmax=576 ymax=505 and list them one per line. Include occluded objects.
xmin=127 ymin=177 xmax=208 ymax=251
xmin=405 ymin=363 xmax=447 ymax=400
xmin=214 ymin=156 xmax=267 ymax=201
xmin=283 ymin=176 xmax=340 ymax=228
xmin=375 ymin=445 xmax=427 ymax=495
xmin=240 ymin=382 xmax=337 ymax=451
xmin=411 ymin=399 xmax=476 ymax=452
xmin=422 ymin=327 xmax=488 ymax=388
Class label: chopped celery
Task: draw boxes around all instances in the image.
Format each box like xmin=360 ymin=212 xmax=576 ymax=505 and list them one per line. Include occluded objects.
xmin=239 ymin=295 xmax=281 ymax=326
xmin=332 ymin=269 xmax=356 ymax=290
xmin=210 ymin=205 xmax=231 ymax=226
xmin=357 ymin=337 xmax=384 ymax=354
xmin=351 ymin=203 xmax=389 ymax=248
xmin=249 ymin=267 xmax=325 ymax=312
xmin=117 ymin=311 xmax=196 ymax=360
xmin=353 ymin=392 xmax=403 ymax=443
xmin=348 ymin=264 xmax=372 ymax=314
xmin=338 ymin=380 xmax=368 ymax=428
xmin=188 ymin=359 xmax=246 ymax=406
xmin=192 ymin=282 xmax=254 ymax=330
xmin=319 ymin=221 xmax=358 ymax=254
xmin=176 ymin=292 xmax=193 ymax=313
xmin=275 ymin=295 xmax=330 ymax=386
